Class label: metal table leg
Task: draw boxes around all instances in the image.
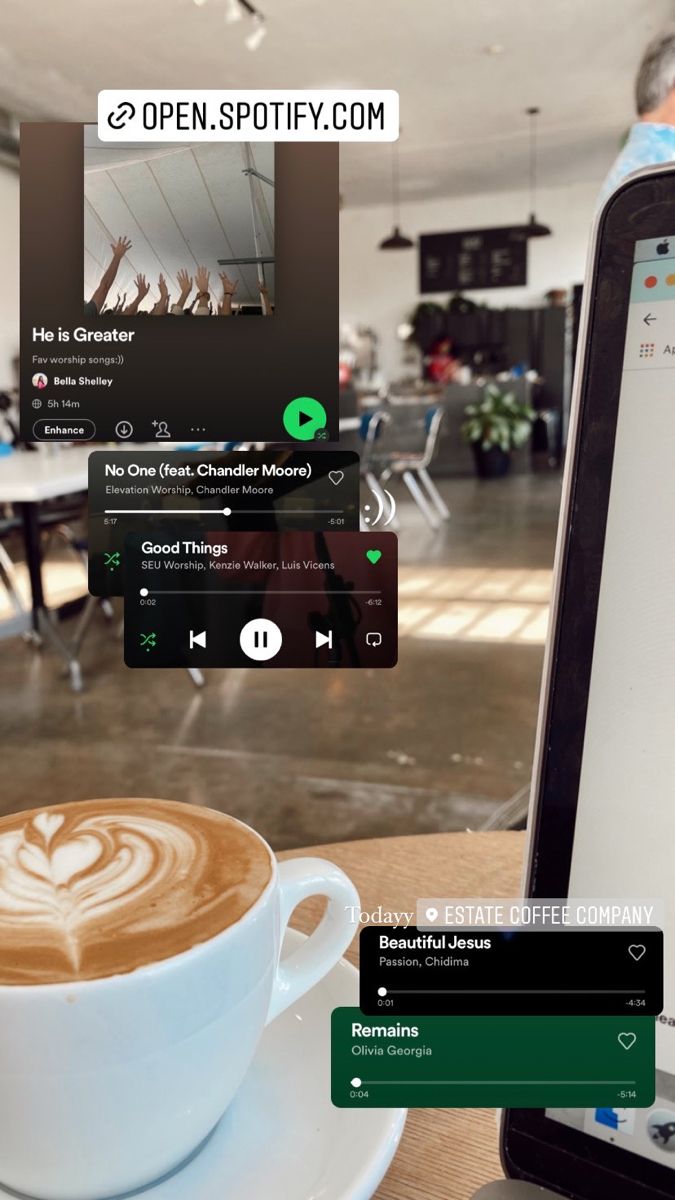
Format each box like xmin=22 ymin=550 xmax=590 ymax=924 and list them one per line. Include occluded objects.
xmin=20 ymin=500 xmax=45 ymax=641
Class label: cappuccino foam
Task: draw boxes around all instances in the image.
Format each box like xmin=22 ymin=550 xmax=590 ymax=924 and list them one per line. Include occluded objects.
xmin=0 ymin=799 xmax=272 ymax=984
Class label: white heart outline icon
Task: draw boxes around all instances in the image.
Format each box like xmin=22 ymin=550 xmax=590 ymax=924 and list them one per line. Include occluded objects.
xmin=628 ymin=944 xmax=646 ymax=961
xmin=328 ymin=470 xmax=344 ymax=486
xmin=618 ymin=1032 xmax=637 ymax=1051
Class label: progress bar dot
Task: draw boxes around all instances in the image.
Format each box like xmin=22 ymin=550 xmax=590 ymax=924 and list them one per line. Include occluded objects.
xmin=223 ymin=507 xmax=232 ymax=516
xmin=140 ymin=588 xmax=148 ymax=597
xmin=378 ymin=987 xmax=387 ymax=997
xmin=351 ymin=1077 xmax=362 ymax=1088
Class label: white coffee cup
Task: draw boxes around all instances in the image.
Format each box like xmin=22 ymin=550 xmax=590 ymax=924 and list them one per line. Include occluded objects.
xmin=0 ymin=827 xmax=360 ymax=1200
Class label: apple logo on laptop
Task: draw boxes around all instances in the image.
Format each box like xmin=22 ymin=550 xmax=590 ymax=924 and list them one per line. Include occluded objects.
xmin=657 ymin=239 xmax=670 ymax=255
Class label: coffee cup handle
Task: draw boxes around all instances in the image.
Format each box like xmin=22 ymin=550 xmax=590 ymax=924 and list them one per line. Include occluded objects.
xmin=267 ymin=857 xmax=360 ymax=1024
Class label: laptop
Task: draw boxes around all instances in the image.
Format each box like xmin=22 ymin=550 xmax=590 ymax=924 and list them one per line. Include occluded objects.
xmin=479 ymin=164 xmax=675 ymax=1199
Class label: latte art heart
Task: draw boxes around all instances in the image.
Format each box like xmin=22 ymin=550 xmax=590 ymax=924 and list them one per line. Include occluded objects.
xmin=1 ymin=813 xmax=198 ymax=968
xmin=0 ymin=799 xmax=272 ymax=985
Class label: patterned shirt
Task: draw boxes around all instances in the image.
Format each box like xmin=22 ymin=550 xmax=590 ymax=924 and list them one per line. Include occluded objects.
xmin=599 ymin=123 xmax=675 ymax=206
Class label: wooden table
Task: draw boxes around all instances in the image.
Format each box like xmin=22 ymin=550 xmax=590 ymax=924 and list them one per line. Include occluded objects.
xmin=280 ymin=830 xmax=526 ymax=1200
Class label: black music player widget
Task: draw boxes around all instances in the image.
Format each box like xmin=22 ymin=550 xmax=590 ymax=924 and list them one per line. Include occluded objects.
xmin=124 ymin=530 xmax=397 ymax=669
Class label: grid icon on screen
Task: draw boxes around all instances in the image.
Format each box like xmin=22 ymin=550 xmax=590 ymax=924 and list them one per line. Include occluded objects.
xmin=639 ymin=342 xmax=655 ymax=358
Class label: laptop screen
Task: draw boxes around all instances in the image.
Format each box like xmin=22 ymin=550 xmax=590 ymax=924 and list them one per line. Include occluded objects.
xmin=546 ymin=233 xmax=675 ymax=1166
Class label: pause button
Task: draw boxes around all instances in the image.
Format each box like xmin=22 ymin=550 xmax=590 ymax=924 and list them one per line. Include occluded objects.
xmin=239 ymin=618 xmax=283 ymax=662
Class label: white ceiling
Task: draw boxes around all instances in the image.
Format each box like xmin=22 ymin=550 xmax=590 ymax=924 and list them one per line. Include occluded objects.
xmin=1 ymin=0 xmax=673 ymax=205
xmin=83 ymin=134 xmax=274 ymax=307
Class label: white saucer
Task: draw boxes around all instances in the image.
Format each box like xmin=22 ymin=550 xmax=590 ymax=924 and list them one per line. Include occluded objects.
xmin=138 ymin=929 xmax=406 ymax=1200
xmin=1 ymin=931 xmax=405 ymax=1200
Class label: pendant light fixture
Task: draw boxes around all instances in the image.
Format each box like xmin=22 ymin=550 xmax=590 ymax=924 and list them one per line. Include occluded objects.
xmin=523 ymin=106 xmax=552 ymax=238
xmin=194 ymin=0 xmax=267 ymax=50
xmin=378 ymin=140 xmax=414 ymax=250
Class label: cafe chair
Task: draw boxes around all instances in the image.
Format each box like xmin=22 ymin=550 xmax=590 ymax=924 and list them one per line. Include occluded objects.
xmin=55 ymin=523 xmax=115 ymax=623
xmin=378 ymin=405 xmax=450 ymax=532
xmin=42 ymin=524 xmax=112 ymax=692
xmin=54 ymin=527 xmax=205 ymax=692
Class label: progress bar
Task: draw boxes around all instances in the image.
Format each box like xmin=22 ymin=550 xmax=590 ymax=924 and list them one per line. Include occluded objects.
xmin=139 ymin=589 xmax=383 ymax=596
xmin=350 ymin=1079 xmax=637 ymax=1087
xmin=381 ymin=988 xmax=647 ymax=995
xmin=104 ymin=508 xmax=344 ymax=515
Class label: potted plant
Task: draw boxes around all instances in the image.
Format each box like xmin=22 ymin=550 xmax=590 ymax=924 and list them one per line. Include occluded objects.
xmin=461 ymin=384 xmax=535 ymax=478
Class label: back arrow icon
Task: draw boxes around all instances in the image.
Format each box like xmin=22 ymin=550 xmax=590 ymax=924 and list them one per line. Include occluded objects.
xmin=643 ymin=313 xmax=656 ymax=325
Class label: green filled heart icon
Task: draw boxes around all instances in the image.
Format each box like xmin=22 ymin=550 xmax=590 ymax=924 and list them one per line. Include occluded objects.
xmin=366 ymin=549 xmax=382 ymax=564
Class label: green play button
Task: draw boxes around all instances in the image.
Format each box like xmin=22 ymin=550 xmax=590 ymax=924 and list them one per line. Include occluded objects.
xmin=282 ymin=396 xmax=327 ymax=441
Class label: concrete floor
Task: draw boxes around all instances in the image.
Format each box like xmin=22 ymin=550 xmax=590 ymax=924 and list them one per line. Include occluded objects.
xmin=0 ymin=473 xmax=561 ymax=850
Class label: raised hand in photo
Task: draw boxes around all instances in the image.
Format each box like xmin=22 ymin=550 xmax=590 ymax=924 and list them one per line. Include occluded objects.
xmin=194 ymin=266 xmax=211 ymax=315
xmin=151 ymin=274 xmax=170 ymax=315
xmin=259 ymin=281 xmax=272 ymax=317
xmin=124 ymin=274 xmax=150 ymax=315
xmin=177 ymin=268 xmax=193 ymax=297
xmin=86 ymin=234 xmax=133 ymax=316
xmin=220 ymin=272 xmax=237 ymax=296
xmin=218 ymin=271 xmax=238 ymax=316
xmin=111 ymin=236 xmax=132 ymax=260
xmin=172 ymin=269 xmax=193 ymax=314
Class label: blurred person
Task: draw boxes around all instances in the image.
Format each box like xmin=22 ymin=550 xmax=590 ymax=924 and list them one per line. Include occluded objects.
xmin=84 ymin=236 xmax=132 ymax=316
xmin=600 ymin=29 xmax=675 ymax=203
xmin=425 ymin=337 xmax=461 ymax=384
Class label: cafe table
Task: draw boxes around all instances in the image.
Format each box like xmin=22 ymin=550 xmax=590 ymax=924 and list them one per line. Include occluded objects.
xmin=0 ymin=447 xmax=95 ymax=683
xmin=280 ymin=829 xmax=526 ymax=1200
xmin=0 ymin=443 xmax=208 ymax=688
xmin=0 ymin=443 xmax=187 ymax=633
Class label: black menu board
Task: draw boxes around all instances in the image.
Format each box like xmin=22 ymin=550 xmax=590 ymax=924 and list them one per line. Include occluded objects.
xmin=419 ymin=226 xmax=528 ymax=292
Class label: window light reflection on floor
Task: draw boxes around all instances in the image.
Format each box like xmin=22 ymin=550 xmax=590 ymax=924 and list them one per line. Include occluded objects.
xmin=398 ymin=566 xmax=552 ymax=645
xmin=0 ymin=563 xmax=552 ymax=648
